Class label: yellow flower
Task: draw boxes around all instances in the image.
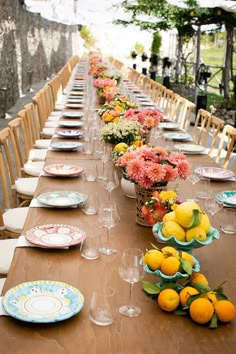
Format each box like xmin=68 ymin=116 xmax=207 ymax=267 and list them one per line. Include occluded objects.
xmin=159 ymin=190 xmax=177 ymax=202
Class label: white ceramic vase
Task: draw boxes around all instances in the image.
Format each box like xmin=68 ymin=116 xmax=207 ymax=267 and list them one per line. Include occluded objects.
xmin=121 ymin=177 xmax=136 ymax=199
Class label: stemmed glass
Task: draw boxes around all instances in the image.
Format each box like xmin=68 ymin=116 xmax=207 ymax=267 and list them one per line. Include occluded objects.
xmin=98 ymin=145 xmax=112 ymax=180
xmin=103 ymin=168 xmax=119 ymax=199
xmin=204 ymin=194 xmax=223 ymax=224
xmin=98 ymin=201 xmax=120 ymax=255
xmin=118 ymin=248 xmax=145 ymax=317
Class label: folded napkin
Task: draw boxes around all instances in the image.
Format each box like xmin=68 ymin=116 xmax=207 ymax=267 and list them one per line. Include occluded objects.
xmin=29 ymin=198 xmax=77 ymax=208
xmin=16 ymin=235 xmax=69 ymax=249
xmin=0 ymin=298 xmax=8 ymax=316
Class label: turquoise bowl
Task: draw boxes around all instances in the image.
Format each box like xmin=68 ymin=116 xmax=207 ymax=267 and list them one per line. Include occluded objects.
xmin=152 ymin=222 xmax=220 ymax=253
xmin=144 ymin=255 xmax=200 ymax=284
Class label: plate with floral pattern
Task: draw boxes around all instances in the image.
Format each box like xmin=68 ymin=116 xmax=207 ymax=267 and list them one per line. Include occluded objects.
xmin=25 ymin=224 xmax=86 ymax=248
xmin=43 ymin=164 xmax=84 ymax=176
xmin=50 ymin=142 xmax=83 ymax=151
xmin=2 ymin=280 xmax=84 ymax=323
xmin=55 ymin=130 xmax=84 ymax=138
xmin=37 ymin=191 xmax=87 ymax=208
xmin=62 ymin=111 xmax=84 ymax=118
xmin=216 ymin=190 xmax=236 ymax=206
xmin=58 ymin=121 xmax=84 ymax=128
xmin=195 ymin=167 xmax=234 ymax=180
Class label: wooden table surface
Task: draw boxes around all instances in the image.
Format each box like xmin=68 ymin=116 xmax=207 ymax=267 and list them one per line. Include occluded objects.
xmin=1 ymin=84 xmax=236 ymax=354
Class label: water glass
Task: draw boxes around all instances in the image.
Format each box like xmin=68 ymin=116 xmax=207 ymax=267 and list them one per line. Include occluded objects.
xmin=89 ymin=287 xmax=116 ymax=326
xmin=82 ymin=191 xmax=99 ymax=215
xmin=80 ymin=234 xmax=101 ymax=260
xmin=84 ymin=165 xmax=97 ymax=182
xmin=220 ymin=209 xmax=236 ymax=234
xmin=195 ymin=179 xmax=211 ymax=200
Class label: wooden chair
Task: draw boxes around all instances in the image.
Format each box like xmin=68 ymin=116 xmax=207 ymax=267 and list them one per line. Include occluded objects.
xmin=8 ymin=118 xmax=44 ymax=177
xmin=176 ymin=98 xmax=196 ymax=132
xmin=0 ymin=238 xmax=18 ymax=277
xmin=206 ymin=115 xmax=225 ymax=157
xmin=0 ymin=127 xmax=38 ymax=207
xmin=163 ymin=92 xmax=182 ymax=121
xmin=215 ymin=124 xmax=236 ymax=169
xmin=191 ymin=109 xmax=211 ymax=145
xmin=32 ymin=93 xmax=56 ymax=138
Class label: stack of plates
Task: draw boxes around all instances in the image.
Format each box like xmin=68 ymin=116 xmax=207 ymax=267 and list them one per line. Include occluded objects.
xmin=195 ymin=167 xmax=234 ymax=181
xmin=216 ymin=191 xmax=236 ymax=207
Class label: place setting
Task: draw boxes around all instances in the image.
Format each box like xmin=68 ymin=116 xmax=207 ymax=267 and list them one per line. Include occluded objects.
xmin=194 ymin=166 xmax=235 ymax=181
xmin=162 ymin=132 xmax=192 ymax=141
xmin=55 ymin=129 xmax=85 ymax=139
xmin=57 ymin=121 xmax=84 ymax=128
xmin=49 ymin=141 xmax=84 ymax=151
xmin=30 ymin=190 xmax=88 ymax=208
xmin=41 ymin=163 xmax=84 ymax=177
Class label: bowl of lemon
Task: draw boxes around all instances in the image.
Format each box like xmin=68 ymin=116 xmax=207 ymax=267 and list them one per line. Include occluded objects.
xmin=152 ymin=201 xmax=220 ymax=253
xmin=143 ymin=246 xmax=200 ymax=286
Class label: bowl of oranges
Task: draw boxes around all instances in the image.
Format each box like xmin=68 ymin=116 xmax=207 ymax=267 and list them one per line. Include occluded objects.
xmin=152 ymin=201 xmax=220 ymax=253
xmin=143 ymin=246 xmax=200 ymax=286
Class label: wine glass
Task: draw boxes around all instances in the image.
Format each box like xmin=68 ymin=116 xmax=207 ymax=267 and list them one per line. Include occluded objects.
xmin=103 ymin=168 xmax=119 ymax=199
xmin=98 ymin=145 xmax=112 ymax=180
xmin=98 ymin=201 xmax=120 ymax=255
xmin=118 ymin=248 xmax=145 ymax=317
xmin=204 ymin=195 xmax=223 ymax=224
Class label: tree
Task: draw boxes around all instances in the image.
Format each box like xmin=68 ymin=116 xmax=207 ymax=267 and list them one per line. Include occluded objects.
xmin=80 ymin=26 xmax=96 ymax=49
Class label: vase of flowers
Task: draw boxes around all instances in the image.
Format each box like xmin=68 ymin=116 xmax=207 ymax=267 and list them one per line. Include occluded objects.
xmin=115 ymin=145 xmax=190 ymax=226
xmin=100 ymin=120 xmax=142 ymax=146
xmin=121 ymin=174 xmax=136 ymax=198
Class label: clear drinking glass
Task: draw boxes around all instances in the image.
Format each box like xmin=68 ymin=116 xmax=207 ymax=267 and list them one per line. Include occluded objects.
xmin=98 ymin=201 xmax=120 ymax=255
xmin=118 ymin=248 xmax=145 ymax=317
xmin=103 ymin=168 xmax=119 ymax=199
xmin=204 ymin=195 xmax=223 ymax=224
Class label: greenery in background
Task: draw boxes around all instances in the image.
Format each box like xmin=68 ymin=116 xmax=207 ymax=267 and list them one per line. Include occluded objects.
xmin=80 ymin=26 xmax=96 ymax=49
xmin=133 ymin=42 xmax=145 ymax=55
xmin=151 ymin=32 xmax=162 ymax=55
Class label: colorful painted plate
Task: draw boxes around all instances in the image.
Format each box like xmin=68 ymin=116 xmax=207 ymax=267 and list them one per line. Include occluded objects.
xmin=66 ymin=103 xmax=83 ymax=109
xmin=195 ymin=167 xmax=234 ymax=180
xmin=2 ymin=280 xmax=84 ymax=323
xmin=56 ymin=130 xmax=84 ymax=138
xmin=37 ymin=191 xmax=87 ymax=208
xmin=175 ymin=144 xmax=206 ymax=154
xmin=43 ymin=164 xmax=84 ymax=176
xmin=50 ymin=142 xmax=83 ymax=151
xmin=58 ymin=121 xmax=84 ymax=128
xmin=25 ymin=224 xmax=86 ymax=248
xmin=160 ymin=123 xmax=180 ymax=130
xmin=62 ymin=111 xmax=84 ymax=118
xmin=216 ymin=190 xmax=236 ymax=206
xmin=162 ymin=132 xmax=192 ymax=141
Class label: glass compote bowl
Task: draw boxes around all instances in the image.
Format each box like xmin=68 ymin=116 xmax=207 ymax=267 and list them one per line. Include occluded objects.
xmin=98 ymin=201 xmax=120 ymax=255
xmin=118 ymin=248 xmax=145 ymax=317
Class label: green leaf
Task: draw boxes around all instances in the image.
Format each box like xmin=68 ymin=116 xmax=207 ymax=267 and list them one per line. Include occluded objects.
xmin=150 ymin=242 xmax=160 ymax=250
xmin=181 ymin=258 xmax=193 ymax=275
xmin=185 ymin=293 xmax=201 ymax=308
xmin=191 ymin=281 xmax=211 ymax=293
xmin=209 ymin=312 xmax=218 ymax=329
xmin=188 ymin=209 xmax=201 ymax=229
xmin=174 ymin=309 xmax=188 ymax=316
xmin=216 ymin=293 xmax=228 ymax=301
xmin=142 ymin=280 xmax=160 ymax=295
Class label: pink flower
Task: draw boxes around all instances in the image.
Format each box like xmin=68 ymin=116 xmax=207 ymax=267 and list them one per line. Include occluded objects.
xmin=126 ymin=159 xmax=144 ymax=181
xmin=163 ymin=164 xmax=179 ymax=181
xmin=177 ymin=160 xmax=191 ymax=179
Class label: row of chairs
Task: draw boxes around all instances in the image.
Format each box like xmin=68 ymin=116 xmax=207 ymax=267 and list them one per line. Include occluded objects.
xmin=110 ymin=56 xmax=236 ymax=171
xmin=0 ymin=55 xmax=80 ymax=284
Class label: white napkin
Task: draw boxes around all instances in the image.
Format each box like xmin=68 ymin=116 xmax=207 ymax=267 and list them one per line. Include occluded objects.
xmin=0 ymin=298 xmax=8 ymax=316
xmin=16 ymin=235 xmax=69 ymax=249
xmin=29 ymin=198 xmax=78 ymax=208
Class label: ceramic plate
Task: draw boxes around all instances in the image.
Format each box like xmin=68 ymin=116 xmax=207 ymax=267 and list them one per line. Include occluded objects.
xmin=50 ymin=142 xmax=83 ymax=151
xmin=160 ymin=123 xmax=180 ymax=130
xmin=162 ymin=132 xmax=192 ymax=141
xmin=216 ymin=190 xmax=236 ymax=206
xmin=25 ymin=224 xmax=86 ymax=248
xmin=195 ymin=167 xmax=234 ymax=180
xmin=2 ymin=280 xmax=84 ymax=323
xmin=58 ymin=121 xmax=84 ymax=128
xmin=43 ymin=164 xmax=84 ymax=176
xmin=66 ymin=98 xmax=84 ymax=104
xmin=69 ymin=91 xmax=84 ymax=96
xmin=71 ymin=86 xmax=84 ymax=91
xmin=56 ymin=130 xmax=84 ymax=138
xmin=66 ymin=103 xmax=83 ymax=109
xmin=37 ymin=191 xmax=87 ymax=208
xmin=176 ymin=144 xmax=206 ymax=154
xmin=62 ymin=111 xmax=84 ymax=118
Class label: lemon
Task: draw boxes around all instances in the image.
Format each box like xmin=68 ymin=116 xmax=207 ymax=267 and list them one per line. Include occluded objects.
xmin=163 ymin=211 xmax=176 ymax=223
xmin=143 ymin=249 xmax=165 ymax=271
xmin=198 ymin=212 xmax=211 ymax=234
xmin=161 ymin=246 xmax=179 ymax=258
xmin=185 ymin=226 xmax=207 ymax=242
xmin=113 ymin=142 xmax=129 ymax=153
xmin=175 ymin=202 xmax=201 ymax=229
xmin=162 ymin=221 xmax=186 ymax=241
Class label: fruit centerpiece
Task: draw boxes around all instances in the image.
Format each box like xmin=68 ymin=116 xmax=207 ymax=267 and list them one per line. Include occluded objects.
xmin=152 ymin=201 xmax=220 ymax=253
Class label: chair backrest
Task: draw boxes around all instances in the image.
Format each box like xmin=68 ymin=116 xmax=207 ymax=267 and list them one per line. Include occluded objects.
xmin=24 ymin=102 xmax=41 ymax=142
xmin=47 ymin=74 xmax=63 ymax=104
xmin=0 ymin=127 xmax=21 ymax=209
xmin=192 ymin=108 xmax=211 ymax=146
xmin=215 ymin=124 xmax=236 ymax=169
xmin=176 ymin=98 xmax=196 ymax=132
xmin=150 ymin=82 xmax=166 ymax=109
xmin=32 ymin=93 xmax=47 ymax=130
xmin=206 ymin=115 xmax=225 ymax=156
xmin=8 ymin=117 xmax=30 ymax=167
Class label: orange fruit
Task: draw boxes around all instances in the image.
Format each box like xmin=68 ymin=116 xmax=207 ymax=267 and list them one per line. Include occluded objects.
xmin=160 ymin=256 xmax=180 ymax=276
xmin=143 ymin=249 xmax=165 ymax=271
xmin=189 ymin=298 xmax=214 ymax=324
xmin=158 ymin=288 xmax=179 ymax=312
xmin=180 ymin=251 xmax=194 ymax=266
xmin=161 ymin=246 xmax=179 ymax=259
xmin=179 ymin=286 xmax=199 ymax=307
xmin=214 ymin=300 xmax=236 ymax=323
xmin=203 ymin=291 xmax=218 ymax=306
xmin=190 ymin=272 xmax=209 ymax=286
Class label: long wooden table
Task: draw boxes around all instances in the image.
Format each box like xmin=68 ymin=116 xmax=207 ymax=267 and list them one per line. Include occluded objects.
xmin=1 ymin=86 xmax=236 ymax=354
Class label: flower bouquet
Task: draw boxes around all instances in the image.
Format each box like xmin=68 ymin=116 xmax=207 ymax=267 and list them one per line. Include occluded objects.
xmin=93 ymin=77 xmax=118 ymax=101
xmin=141 ymin=190 xmax=182 ymax=226
xmin=100 ymin=120 xmax=142 ymax=146
xmin=123 ymin=108 xmax=163 ymax=132
xmin=97 ymin=94 xmax=138 ymax=122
